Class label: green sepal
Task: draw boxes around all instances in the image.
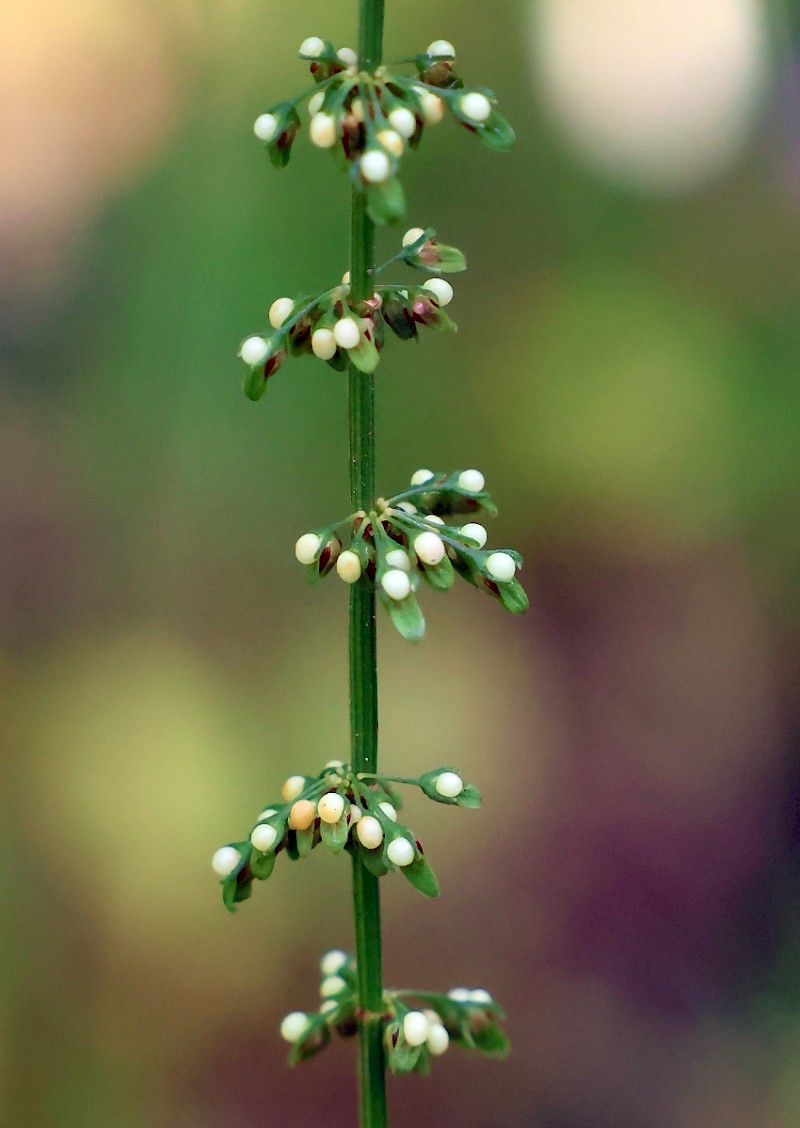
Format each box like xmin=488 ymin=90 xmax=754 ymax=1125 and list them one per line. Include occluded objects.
xmin=420 ymin=553 xmax=455 ymax=591
xmin=381 ymin=589 xmax=425 ymax=642
xmin=381 ymin=293 xmax=417 ymax=340
xmin=284 ymin=831 xmax=300 ymax=860
xmin=325 ymin=349 xmax=349 ymax=372
xmin=400 ymin=854 xmax=439 ymax=898
xmin=458 ymin=783 xmax=482 ymax=809
xmin=295 ymin=823 xmax=316 ymax=858
xmin=268 ymin=141 xmax=291 ymax=169
xmin=471 ymin=1019 xmax=511 ymax=1057
xmin=476 ymin=112 xmax=516 ymax=152
xmin=221 ymin=863 xmax=254 ymax=913
xmin=348 ymin=332 xmax=380 ymax=374
xmin=321 ymin=815 xmax=349 ymax=854
xmin=248 ymin=847 xmax=277 ymax=880
xmin=495 ymin=577 xmax=529 ymax=614
xmin=388 ymin=1038 xmax=423 ymax=1075
xmin=288 ymin=1017 xmax=332 ymax=1065
xmin=366 ymin=178 xmax=406 ymax=225
xmin=243 ymin=365 xmax=268 ymax=402
xmin=359 ymin=845 xmax=389 ymax=878
xmin=427 ymin=243 xmax=467 ymax=274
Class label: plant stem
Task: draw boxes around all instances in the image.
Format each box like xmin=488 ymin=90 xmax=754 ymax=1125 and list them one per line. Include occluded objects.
xmin=349 ymin=3 xmax=387 ymax=1127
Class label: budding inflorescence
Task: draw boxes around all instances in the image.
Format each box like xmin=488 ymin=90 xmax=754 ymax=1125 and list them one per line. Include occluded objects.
xmin=251 ymin=37 xmax=514 ymax=226
xmin=211 ymin=759 xmax=481 ymax=911
xmin=291 ymin=468 xmax=528 ymax=639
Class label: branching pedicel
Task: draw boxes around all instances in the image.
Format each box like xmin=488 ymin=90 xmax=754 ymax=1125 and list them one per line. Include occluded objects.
xmin=213 ymin=17 xmax=523 ymax=1124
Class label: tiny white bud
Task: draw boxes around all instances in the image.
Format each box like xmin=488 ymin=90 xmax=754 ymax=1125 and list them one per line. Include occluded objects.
xmin=320 ymin=949 xmax=349 ymax=977
xmin=461 ymin=522 xmax=488 ymax=548
xmin=378 ymin=801 xmax=397 ymax=822
xmin=350 ymin=97 xmax=365 ymax=123
xmin=318 ymin=792 xmax=345 ymax=824
xmin=309 ymin=112 xmax=337 ymax=149
xmin=281 ymin=774 xmax=306 ymax=802
xmin=377 ymin=128 xmax=404 ymax=158
xmin=427 ymin=1022 xmax=450 ymax=1055
xmin=427 ymin=39 xmax=456 ymax=59
xmin=381 ymin=569 xmax=411 ymax=601
xmin=341 ymin=270 xmax=351 ymax=285
xmin=415 ymin=87 xmax=445 ymax=125
xmin=257 ymin=807 xmax=277 ymax=821
xmin=349 ymin=805 xmax=363 ymax=823
xmin=320 ymin=999 xmax=338 ymax=1016
xmin=403 ymin=1011 xmax=430 ymax=1047
xmin=448 ymin=987 xmax=471 ymax=1002
xmin=413 ymin=530 xmax=446 ymax=566
xmin=288 ymin=799 xmax=316 ymax=830
xmin=425 ymin=514 xmax=445 ymax=526
xmin=308 ymin=90 xmax=325 ymax=116
xmin=211 ymin=845 xmax=240 ymax=877
xmin=402 ymin=227 xmax=426 ymax=247
xmin=239 ymin=336 xmax=270 ymax=366
xmin=311 ymin=327 xmax=337 ymax=360
xmin=458 ymin=468 xmax=485 ymax=493
xmin=470 ymin=988 xmax=493 ymax=1005
xmin=395 ymin=501 xmax=417 ymax=515
xmin=320 ymin=974 xmax=347 ymax=997
xmin=253 ymin=113 xmax=278 ymax=142
xmin=485 ymin=552 xmax=516 ymax=581
xmin=385 ymin=549 xmax=411 ymax=572
xmin=422 ymin=278 xmax=453 ymax=306
xmin=324 ymin=758 xmax=346 ymax=771
xmin=410 ymin=468 xmax=435 ymax=485
xmin=280 ymin=1011 xmax=310 ymax=1043
xmin=294 ymin=532 xmax=322 ymax=565
xmin=356 ymin=814 xmax=384 ymax=849
xmin=387 ymin=837 xmax=415 ymax=867
xmin=333 ymin=318 xmax=362 ymax=350
xmin=299 ymin=36 xmax=325 ymax=58
xmin=388 ymin=107 xmax=417 ymax=139
xmin=460 ymin=91 xmax=492 ymax=123
xmin=269 ymin=296 xmax=294 ymax=329
xmin=360 ymin=150 xmax=392 ymax=184
xmin=337 ymin=46 xmax=358 ymax=67
xmin=435 ymin=770 xmax=464 ymax=798
xmin=250 ymin=823 xmax=278 ymax=852
xmin=336 ymin=550 xmax=362 ymax=584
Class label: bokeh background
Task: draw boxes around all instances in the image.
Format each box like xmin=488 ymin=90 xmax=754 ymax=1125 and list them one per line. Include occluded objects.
xmin=4 ymin=0 xmax=800 ymax=1124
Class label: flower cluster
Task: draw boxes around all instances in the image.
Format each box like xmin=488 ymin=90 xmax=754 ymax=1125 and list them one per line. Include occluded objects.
xmin=253 ymin=37 xmax=514 ymax=225
xmin=294 ymin=468 xmax=528 ymax=640
xmin=237 ymin=227 xmax=465 ymax=400
xmin=277 ymin=948 xmax=509 ymax=1071
xmin=210 ymin=761 xmax=480 ymax=911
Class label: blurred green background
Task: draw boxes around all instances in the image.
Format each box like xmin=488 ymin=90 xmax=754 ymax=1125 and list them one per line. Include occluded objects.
xmin=4 ymin=0 xmax=800 ymax=1124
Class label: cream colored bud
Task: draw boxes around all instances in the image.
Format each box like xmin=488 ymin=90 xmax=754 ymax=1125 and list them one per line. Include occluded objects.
xmin=377 ymin=129 xmax=404 ymax=158
xmin=333 ymin=318 xmax=361 ymax=350
xmin=378 ymin=802 xmax=397 ymax=822
xmin=288 ymin=799 xmax=316 ymax=830
xmin=250 ymin=823 xmax=278 ymax=852
xmin=402 ymin=227 xmax=426 ymax=247
xmin=299 ymin=36 xmax=325 ymax=58
xmin=403 ymin=1011 xmax=430 ymax=1047
xmin=485 ymin=552 xmax=516 ymax=581
xmin=458 ymin=468 xmax=485 ymax=493
xmin=311 ymin=327 xmax=337 ymax=360
xmin=410 ymin=467 xmax=434 ymax=485
xmin=461 ymin=522 xmax=487 ymax=548
xmin=356 ymin=815 xmax=383 ymax=849
xmin=320 ymin=949 xmax=349 ymax=976
xmin=337 ymin=46 xmax=358 ymax=67
xmin=422 ymin=278 xmax=453 ymax=306
xmin=381 ymin=569 xmax=411 ymax=601
xmin=211 ymin=846 xmax=240 ymax=877
xmin=240 ymin=336 xmax=270 ymax=366
xmin=253 ymin=113 xmax=278 ymax=141
xmin=415 ymin=87 xmax=445 ymax=125
xmin=435 ymin=771 xmax=463 ymax=798
xmin=336 ymin=550 xmax=362 ymax=584
xmin=460 ymin=91 xmax=492 ymax=123
xmin=360 ymin=150 xmax=392 ymax=184
xmin=386 ymin=837 xmax=414 ymax=867
xmin=308 ymin=90 xmax=325 ymax=116
xmin=427 ymin=39 xmax=455 ymax=59
xmin=388 ymin=107 xmax=417 ymax=139
xmin=385 ymin=549 xmax=411 ymax=572
xmin=294 ymin=532 xmax=322 ymax=564
xmin=413 ymin=530 xmax=446 ymax=566
xmin=309 ymin=112 xmax=337 ymax=149
xmin=427 ymin=1022 xmax=450 ymax=1055
xmin=320 ymin=974 xmax=347 ymax=997
xmin=281 ymin=774 xmax=306 ymax=802
xmin=280 ymin=1011 xmax=310 ymax=1042
xmin=318 ymin=793 xmax=345 ymax=824
xmin=269 ymin=296 xmax=294 ymax=328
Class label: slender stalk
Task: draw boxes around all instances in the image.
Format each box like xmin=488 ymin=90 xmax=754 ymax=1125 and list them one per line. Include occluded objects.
xmin=349 ymin=3 xmax=387 ymax=1127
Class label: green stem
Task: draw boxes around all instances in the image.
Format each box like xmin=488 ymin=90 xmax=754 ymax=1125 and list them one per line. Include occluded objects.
xmin=350 ymin=3 xmax=387 ymax=1128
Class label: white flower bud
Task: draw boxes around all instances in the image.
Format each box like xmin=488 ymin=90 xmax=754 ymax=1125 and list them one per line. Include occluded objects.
xmin=360 ymin=150 xmax=392 ymax=184
xmin=333 ymin=318 xmax=361 ymax=350
xmin=403 ymin=1011 xmax=430 ymax=1047
xmin=281 ymin=774 xmax=306 ymax=802
xmin=350 ymin=97 xmax=365 ymax=123
xmin=257 ymin=807 xmax=277 ymax=821
xmin=447 ymin=987 xmax=471 ymax=1002
xmin=485 ymin=552 xmax=516 ymax=581
xmin=324 ymin=758 xmax=346 ymax=771
xmin=402 ymin=227 xmax=426 ymax=247
xmin=460 ymin=91 xmax=492 ymax=123
xmin=388 ymin=107 xmax=417 ymax=139
xmin=422 ymin=278 xmax=453 ymax=306
xmin=250 ymin=823 xmax=278 ymax=852
xmin=336 ymin=550 xmax=362 ymax=584
xmin=435 ymin=771 xmax=464 ymax=798
xmin=320 ymin=974 xmax=347 ymax=997
xmin=378 ymin=801 xmax=397 ymax=822
xmin=239 ymin=335 xmax=270 ymax=366
xmin=356 ymin=814 xmax=384 ymax=849
xmin=427 ymin=1022 xmax=450 ymax=1055
xmin=288 ymin=799 xmax=316 ymax=830
xmin=253 ymin=113 xmax=278 ymax=142
xmin=349 ymin=805 xmax=362 ymax=823
xmin=414 ymin=87 xmax=444 ymax=125
xmin=309 ymin=112 xmax=337 ymax=149
xmin=299 ymin=36 xmax=325 ymax=58
xmin=425 ymin=514 xmax=445 ymax=526
xmin=395 ymin=501 xmax=417 ymax=515
xmin=461 ymin=522 xmax=487 ymax=548
xmin=381 ymin=569 xmax=411 ymax=601
xmin=211 ymin=845 xmax=240 ymax=877
xmin=470 ymin=988 xmax=492 ymax=1005
xmin=320 ymin=949 xmax=349 ymax=977
xmin=308 ymin=90 xmax=325 ymax=116
xmin=413 ymin=530 xmax=446 ymax=566
xmin=318 ymin=792 xmax=345 ymax=824
xmin=458 ymin=468 xmax=485 ymax=493
xmin=320 ymin=999 xmax=338 ymax=1016
xmin=311 ymin=327 xmax=337 ymax=360
xmin=341 ymin=270 xmax=351 ymax=285
xmin=295 ymin=532 xmax=322 ymax=565
xmin=385 ymin=549 xmax=411 ymax=572
xmin=377 ymin=128 xmax=404 ymax=158
xmin=269 ymin=296 xmax=294 ymax=329
xmin=280 ymin=1011 xmax=310 ymax=1043
xmin=410 ymin=468 xmax=434 ymax=485
xmin=427 ymin=39 xmax=456 ymax=59
xmin=386 ymin=837 xmax=414 ymax=867
xmin=337 ymin=46 xmax=358 ymax=67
